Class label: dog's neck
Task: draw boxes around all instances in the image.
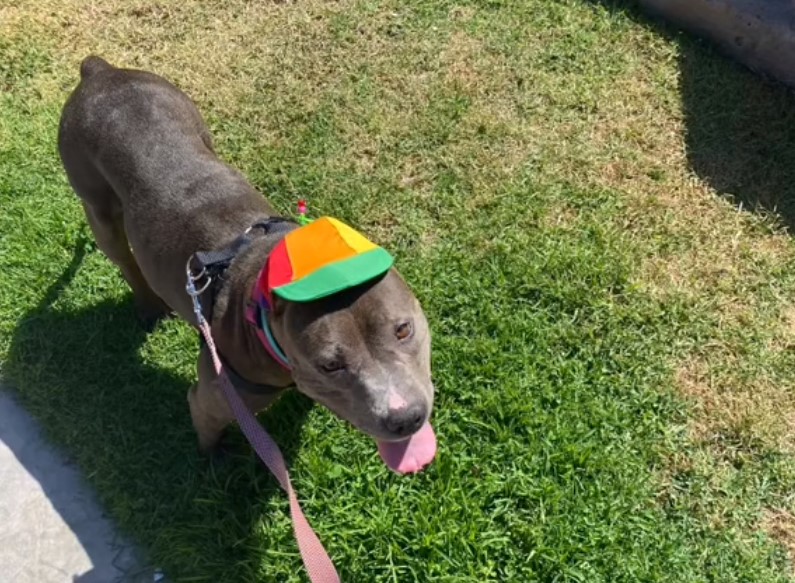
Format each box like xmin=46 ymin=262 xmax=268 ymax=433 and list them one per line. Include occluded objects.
xmin=211 ymin=236 xmax=294 ymax=388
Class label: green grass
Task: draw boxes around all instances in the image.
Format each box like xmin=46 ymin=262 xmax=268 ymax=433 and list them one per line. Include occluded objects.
xmin=3 ymin=0 xmax=795 ymax=581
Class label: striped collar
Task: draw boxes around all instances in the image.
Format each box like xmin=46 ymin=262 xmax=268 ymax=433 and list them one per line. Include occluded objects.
xmin=245 ymin=286 xmax=291 ymax=370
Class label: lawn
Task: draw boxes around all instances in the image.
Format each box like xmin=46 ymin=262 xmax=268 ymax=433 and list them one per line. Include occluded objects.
xmin=2 ymin=0 xmax=795 ymax=581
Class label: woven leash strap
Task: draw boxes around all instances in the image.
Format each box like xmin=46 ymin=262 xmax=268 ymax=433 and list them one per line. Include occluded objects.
xmin=197 ymin=318 xmax=341 ymax=583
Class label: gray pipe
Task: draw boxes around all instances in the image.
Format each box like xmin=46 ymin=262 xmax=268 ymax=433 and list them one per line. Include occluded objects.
xmin=638 ymin=0 xmax=795 ymax=88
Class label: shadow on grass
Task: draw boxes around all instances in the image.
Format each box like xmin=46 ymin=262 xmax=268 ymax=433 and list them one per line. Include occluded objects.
xmin=4 ymin=239 xmax=315 ymax=581
xmin=594 ymin=0 xmax=795 ymax=233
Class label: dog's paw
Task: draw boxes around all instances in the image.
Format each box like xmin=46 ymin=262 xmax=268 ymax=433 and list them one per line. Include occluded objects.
xmin=198 ymin=430 xmax=234 ymax=463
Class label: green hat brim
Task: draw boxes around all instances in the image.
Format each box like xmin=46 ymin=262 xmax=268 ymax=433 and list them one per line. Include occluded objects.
xmin=273 ymin=247 xmax=394 ymax=302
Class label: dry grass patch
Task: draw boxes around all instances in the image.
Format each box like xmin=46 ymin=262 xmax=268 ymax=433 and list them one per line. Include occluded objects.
xmin=762 ymin=508 xmax=795 ymax=570
xmin=441 ymin=31 xmax=483 ymax=95
xmin=0 ymin=0 xmax=381 ymax=119
xmin=618 ymin=167 xmax=793 ymax=316
xmin=783 ymin=306 xmax=795 ymax=339
xmin=676 ymin=349 xmax=795 ymax=455
xmin=542 ymin=202 xmax=581 ymax=231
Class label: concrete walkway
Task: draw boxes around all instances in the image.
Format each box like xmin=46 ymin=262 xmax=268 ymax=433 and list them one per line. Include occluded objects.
xmin=0 ymin=390 xmax=160 ymax=583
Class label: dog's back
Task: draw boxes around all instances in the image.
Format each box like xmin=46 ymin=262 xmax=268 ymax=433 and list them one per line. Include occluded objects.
xmin=58 ymin=56 xmax=274 ymax=320
xmin=59 ymin=55 xmax=217 ymax=207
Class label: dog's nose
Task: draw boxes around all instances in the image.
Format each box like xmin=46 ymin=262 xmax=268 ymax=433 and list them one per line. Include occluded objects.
xmin=384 ymin=402 xmax=426 ymax=438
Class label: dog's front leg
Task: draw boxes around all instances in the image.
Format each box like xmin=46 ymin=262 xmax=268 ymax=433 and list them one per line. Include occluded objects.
xmin=188 ymin=345 xmax=284 ymax=455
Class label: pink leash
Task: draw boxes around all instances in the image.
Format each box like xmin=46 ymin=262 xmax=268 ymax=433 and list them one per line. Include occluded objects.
xmin=188 ymin=270 xmax=341 ymax=583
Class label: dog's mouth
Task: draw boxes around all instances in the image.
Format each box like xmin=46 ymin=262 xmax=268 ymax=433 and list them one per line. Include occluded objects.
xmin=301 ymin=385 xmax=437 ymax=474
xmin=376 ymin=421 xmax=437 ymax=474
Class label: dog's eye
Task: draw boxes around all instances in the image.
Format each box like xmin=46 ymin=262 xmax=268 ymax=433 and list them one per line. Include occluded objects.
xmin=320 ymin=360 xmax=345 ymax=373
xmin=395 ymin=321 xmax=413 ymax=341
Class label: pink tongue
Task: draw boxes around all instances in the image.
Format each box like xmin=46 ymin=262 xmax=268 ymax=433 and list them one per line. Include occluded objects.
xmin=377 ymin=421 xmax=437 ymax=474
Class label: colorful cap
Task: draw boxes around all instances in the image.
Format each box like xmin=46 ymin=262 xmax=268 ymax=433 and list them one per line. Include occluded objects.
xmin=260 ymin=217 xmax=394 ymax=303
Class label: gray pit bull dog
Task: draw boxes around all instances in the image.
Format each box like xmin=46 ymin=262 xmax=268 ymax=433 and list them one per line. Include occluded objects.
xmin=58 ymin=56 xmax=437 ymax=474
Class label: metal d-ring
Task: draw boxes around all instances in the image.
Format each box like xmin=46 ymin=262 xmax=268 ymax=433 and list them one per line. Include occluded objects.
xmin=185 ymin=256 xmax=212 ymax=296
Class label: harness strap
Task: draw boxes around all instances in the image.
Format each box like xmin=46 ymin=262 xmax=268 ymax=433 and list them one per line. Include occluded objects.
xmin=191 ymin=217 xmax=295 ymax=323
xmin=189 ymin=216 xmax=295 ymax=384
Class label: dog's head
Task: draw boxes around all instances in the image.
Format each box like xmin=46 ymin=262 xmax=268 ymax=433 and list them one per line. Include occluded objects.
xmin=270 ymin=268 xmax=436 ymax=473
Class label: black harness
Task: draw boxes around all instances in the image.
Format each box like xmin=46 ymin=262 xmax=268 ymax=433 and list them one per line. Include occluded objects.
xmin=189 ymin=217 xmax=296 ymax=394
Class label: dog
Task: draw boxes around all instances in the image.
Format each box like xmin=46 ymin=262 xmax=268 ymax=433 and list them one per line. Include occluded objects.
xmin=57 ymin=56 xmax=436 ymax=474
